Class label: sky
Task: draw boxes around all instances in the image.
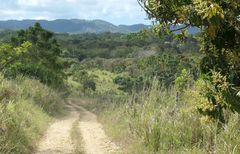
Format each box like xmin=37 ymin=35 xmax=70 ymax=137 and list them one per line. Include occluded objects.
xmin=0 ymin=0 xmax=150 ymax=25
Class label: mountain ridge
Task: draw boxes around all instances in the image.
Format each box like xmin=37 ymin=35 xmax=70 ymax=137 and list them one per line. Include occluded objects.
xmin=0 ymin=19 xmax=150 ymax=33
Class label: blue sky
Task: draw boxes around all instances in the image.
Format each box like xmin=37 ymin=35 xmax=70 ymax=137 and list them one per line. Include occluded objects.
xmin=0 ymin=0 xmax=150 ymax=25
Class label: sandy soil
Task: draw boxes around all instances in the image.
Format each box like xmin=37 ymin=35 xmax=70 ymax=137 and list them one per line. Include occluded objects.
xmin=77 ymin=105 xmax=119 ymax=154
xmin=34 ymin=100 xmax=120 ymax=154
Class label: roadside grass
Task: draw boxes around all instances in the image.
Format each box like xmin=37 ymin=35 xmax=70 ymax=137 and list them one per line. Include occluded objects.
xmin=85 ymin=81 xmax=240 ymax=153
xmin=0 ymin=74 xmax=63 ymax=154
xmin=0 ymin=100 xmax=51 ymax=154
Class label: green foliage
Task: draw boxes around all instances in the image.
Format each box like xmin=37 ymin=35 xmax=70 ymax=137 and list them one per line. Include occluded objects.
xmin=83 ymin=80 xmax=96 ymax=91
xmin=70 ymin=68 xmax=126 ymax=96
xmin=192 ymin=71 xmax=240 ymax=124
xmin=56 ymin=32 xmax=199 ymax=59
xmin=1 ymin=23 xmax=66 ymax=88
xmin=113 ymin=76 xmax=134 ymax=93
xmin=75 ymin=53 xmax=200 ymax=93
xmin=137 ymin=54 xmax=199 ymax=88
xmin=139 ymin=0 xmax=240 ymax=122
xmin=175 ymin=69 xmax=191 ymax=92
xmin=72 ymin=70 xmax=96 ymax=92
xmin=0 ymin=41 xmax=31 ymax=71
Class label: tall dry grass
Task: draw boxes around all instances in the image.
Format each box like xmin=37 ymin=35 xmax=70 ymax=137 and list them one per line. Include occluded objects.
xmin=0 ymin=74 xmax=63 ymax=154
xmin=91 ymin=80 xmax=240 ymax=153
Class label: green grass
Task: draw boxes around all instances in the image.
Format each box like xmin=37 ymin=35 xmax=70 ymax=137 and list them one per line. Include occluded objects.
xmin=0 ymin=74 xmax=63 ymax=154
xmin=89 ymin=69 xmax=126 ymax=95
xmin=69 ymin=69 xmax=127 ymax=96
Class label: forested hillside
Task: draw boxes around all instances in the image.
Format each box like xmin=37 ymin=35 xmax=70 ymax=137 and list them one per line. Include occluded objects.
xmin=55 ymin=33 xmax=199 ymax=60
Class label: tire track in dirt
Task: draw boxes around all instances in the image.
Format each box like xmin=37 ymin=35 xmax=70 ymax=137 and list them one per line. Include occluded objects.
xmin=35 ymin=103 xmax=77 ymax=154
xmin=75 ymin=104 xmax=120 ymax=154
xmin=35 ymin=100 xmax=120 ymax=154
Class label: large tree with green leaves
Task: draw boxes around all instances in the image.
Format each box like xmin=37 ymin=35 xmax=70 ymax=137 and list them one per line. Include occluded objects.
xmin=138 ymin=0 xmax=240 ymax=122
xmin=1 ymin=23 xmax=65 ymax=88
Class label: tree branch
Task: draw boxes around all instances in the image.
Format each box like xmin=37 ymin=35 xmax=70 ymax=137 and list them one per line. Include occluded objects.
xmin=137 ymin=0 xmax=158 ymax=19
xmin=170 ymin=24 xmax=191 ymax=32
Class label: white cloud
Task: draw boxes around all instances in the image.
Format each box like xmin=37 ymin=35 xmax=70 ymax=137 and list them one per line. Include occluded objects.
xmin=0 ymin=0 xmax=149 ymax=25
xmin=65 ymin=0 xmax=77 ymax=3
xmin=17 ymin=0 xmax=49 ymax=7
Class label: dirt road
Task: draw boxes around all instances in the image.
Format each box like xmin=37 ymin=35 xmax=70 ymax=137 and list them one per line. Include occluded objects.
xmin=35 ymin=100 xmax=120 ymax=154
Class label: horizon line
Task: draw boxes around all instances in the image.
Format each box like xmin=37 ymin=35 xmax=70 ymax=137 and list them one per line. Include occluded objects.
xmin=0 ymin=18 xmax=151 ymax=26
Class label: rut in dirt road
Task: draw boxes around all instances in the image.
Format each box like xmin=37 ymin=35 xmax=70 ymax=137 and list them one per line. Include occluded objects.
xmin=35 ymin=100 xmax=120 ymax=154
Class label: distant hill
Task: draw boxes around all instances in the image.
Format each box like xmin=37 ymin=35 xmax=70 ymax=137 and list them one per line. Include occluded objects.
xmin=0 ymin=19 xmax=150 ymax=33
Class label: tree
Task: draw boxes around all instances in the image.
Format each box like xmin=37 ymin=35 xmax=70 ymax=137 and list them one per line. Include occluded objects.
xmin=138 ymin=0 xmax=240 ymax=122
xmin=114 ymin=76 xmax=134 ymax=93
xmin=3 ymin=23 xmax=66 ymax=88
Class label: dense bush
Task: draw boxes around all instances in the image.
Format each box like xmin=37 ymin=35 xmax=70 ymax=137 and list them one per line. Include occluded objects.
xmin=71 ymin=53 xmax=200 ymax=94
xmin=0 ymin=23 xmax=66 ymax=88
xmin=113 ymin=76 xmax=134 ymax=93
xmin=56 ymin=32 xmax=199 ymax=59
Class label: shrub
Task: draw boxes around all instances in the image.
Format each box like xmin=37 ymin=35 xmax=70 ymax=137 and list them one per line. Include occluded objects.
xmin=113 ymin=76 xmax=134 ymax=93
xmin=83 ymin=79 xmax=96 ymax=91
